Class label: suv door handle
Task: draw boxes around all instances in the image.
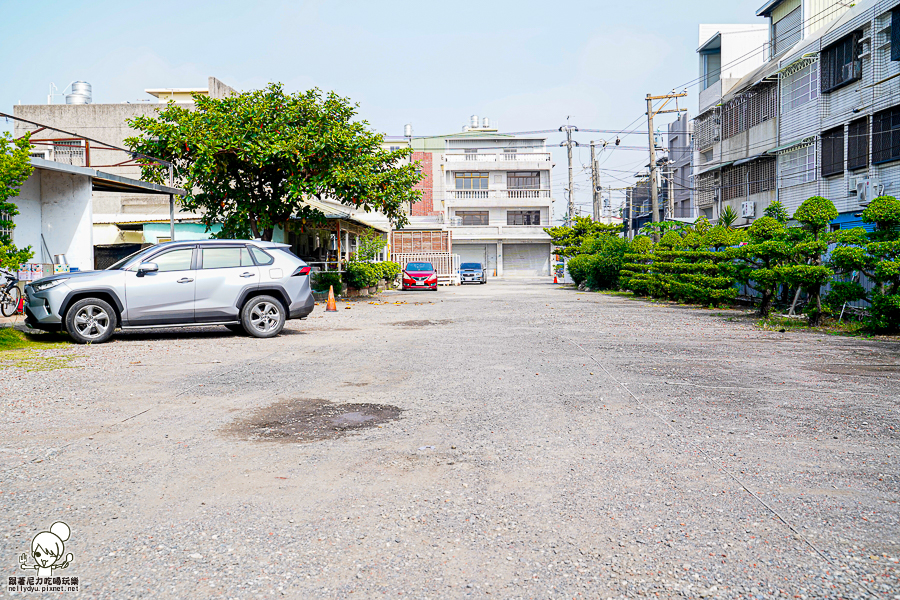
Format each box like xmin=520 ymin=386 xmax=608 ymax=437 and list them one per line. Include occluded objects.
xmin=177 ymin=277 xmax=194 ymax=283
xmin=239 ymin=272 xmax=256 ymax=278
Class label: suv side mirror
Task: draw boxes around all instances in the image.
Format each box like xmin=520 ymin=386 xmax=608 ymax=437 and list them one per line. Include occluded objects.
xmin=137 ymin=262 xmax=158 ymax=276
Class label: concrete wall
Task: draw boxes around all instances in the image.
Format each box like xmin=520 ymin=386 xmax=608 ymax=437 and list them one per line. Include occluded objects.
xmin=13 ymin=168 xmax=93 ymax=270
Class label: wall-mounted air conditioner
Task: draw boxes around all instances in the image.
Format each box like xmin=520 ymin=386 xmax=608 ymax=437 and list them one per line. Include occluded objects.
xmin=848 ymin=176 xmax=859 ymax=193
xmin=857 ymin=178 xmax=882 ymax=206
xmin=741 ymin=201 xmax=756 ymax=218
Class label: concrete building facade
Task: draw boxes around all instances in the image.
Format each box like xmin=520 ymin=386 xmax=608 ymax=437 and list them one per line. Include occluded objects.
xmin=405 ymin=123 xmax=555 ymax=277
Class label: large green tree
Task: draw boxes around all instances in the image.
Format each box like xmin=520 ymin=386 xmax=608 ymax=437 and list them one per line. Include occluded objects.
xmin=125 ymin=83 xmax=421 ymax=240
xmin=0 ymin=132 xmax=35 ymax=271
xmin=544 ymin=216 xmax=622 ymax=258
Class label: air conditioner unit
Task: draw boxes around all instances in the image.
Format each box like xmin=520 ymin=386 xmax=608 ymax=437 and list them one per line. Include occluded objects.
xmin=741 ymin=201 xmax=756 ymax=218
xmin=848 ymin=175 xmax=859 ymax=193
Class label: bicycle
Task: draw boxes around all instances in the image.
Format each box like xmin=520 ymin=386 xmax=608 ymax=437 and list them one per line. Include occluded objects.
xmin=1 ymin=268 xmax=22 ymax=317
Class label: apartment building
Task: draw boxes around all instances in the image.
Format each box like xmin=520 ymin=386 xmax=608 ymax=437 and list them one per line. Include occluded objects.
xmin=406 ymin=118 xmax=554 ymax=277
xmin=667 ymin=112 xmax=694 ymax=218
xmin=691 ymin=0 xmax=899 ymax=228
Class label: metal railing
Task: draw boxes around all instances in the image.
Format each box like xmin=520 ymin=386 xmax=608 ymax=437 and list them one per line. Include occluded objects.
xmin=446 ymin=189 xmax=551 ymax=200
xmin=391 ymin=252 xmax=461 ymax=285
xmin=443 ymin=152 xmax=552 ymax=163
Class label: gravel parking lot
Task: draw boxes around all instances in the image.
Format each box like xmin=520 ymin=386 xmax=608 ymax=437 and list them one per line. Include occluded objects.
xmin=1 ymin=279 xmax=898 ymax=599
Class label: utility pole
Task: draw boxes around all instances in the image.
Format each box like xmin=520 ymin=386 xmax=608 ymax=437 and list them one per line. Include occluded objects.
xmin=559 ymin=121 xmax=578 ymax=226
xmin=590 ymin=141 xmax=600 ymax=221
xmin=645 ymin=91 xmax=687 ymax=239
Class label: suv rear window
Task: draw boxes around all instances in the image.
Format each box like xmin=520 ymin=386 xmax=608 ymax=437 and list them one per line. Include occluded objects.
xmin=250 ymin=246 xmax=276 ymax=265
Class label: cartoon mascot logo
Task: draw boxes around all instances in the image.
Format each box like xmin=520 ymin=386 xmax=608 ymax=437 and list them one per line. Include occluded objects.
xmin=20 ymin=521 xmax=73 ymax=578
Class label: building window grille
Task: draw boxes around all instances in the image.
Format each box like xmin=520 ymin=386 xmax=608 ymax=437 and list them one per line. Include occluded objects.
xmin=455 ymin=211 xmax=489 ymax=225
xmin=873 ymin=106 xmax=900 ymax=164
xmin=695 ymin=171 xmax=720 ymax=209
xmin=749 ymin=158 xmax=776 ymax=195
xmin=507 ymin=171 xmax=540 ymax=189
xmin=506 ymin=210 xmax=541 ymax=226
xmin=722 ymin=82 xmax=777 ymax=140
xmin=778 ymin=144 xmax=816 ymax=187
xmin=781 ymin=61 xmax=819 ymax=112
xmin=847 ymin=118 xmax=869 ymax=170
xmin=821 ymin=127 xmax=845 ymax=177
xmin=821 ymin=31 xmax=862 ymax=93
xmin=693 ymin=108 xmax=721 ymax=150
xmin=722 ymin=164 xmax=749 ymax=201
xmin=454 ymin=172 xmax=488 ymax=190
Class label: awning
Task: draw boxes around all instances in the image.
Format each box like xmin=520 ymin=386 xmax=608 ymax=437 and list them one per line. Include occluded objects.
xmin=697 ymin=161 xmax=733 ymax=175
xmin=30 ymin=157 xmax=187 ymax=196
xmin=733 ymin=153 xmax=772 ymax=166
xmin=767 ymin=136 xmax=816 ymax=155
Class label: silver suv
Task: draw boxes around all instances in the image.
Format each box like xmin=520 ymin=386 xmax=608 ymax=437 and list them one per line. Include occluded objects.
xmin=24 ymin=240 xmax=315 ymax=344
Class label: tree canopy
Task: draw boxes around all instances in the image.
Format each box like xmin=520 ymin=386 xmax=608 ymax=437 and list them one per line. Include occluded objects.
xmin=0 ymin=132 xmax=35 ymax=270
xmin=544 ymin=216 xmax=622 ymax=258
xmin=126 ymin=83 xmax=421 ymax=240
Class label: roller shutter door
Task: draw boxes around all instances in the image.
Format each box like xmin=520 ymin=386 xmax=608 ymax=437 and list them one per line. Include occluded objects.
xmin=455 ymin=244 xmax=488 ymax=267
xmin=502 ymin=243 xmax=550 ymax=276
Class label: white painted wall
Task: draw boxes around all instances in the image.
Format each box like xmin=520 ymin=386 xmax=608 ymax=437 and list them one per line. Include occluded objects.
xmin=11 ymin=168 xmax=94 ymax=270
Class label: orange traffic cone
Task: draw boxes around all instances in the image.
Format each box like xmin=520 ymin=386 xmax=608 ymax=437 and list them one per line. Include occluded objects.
xmin=553 ymin=275 xmax=558 ymax=284
xmin=326 ymin=285 xmax=338 ymax=312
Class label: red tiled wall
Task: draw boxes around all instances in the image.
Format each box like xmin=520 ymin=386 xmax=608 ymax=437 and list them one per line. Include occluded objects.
xmin=411 ymin=152 xmax=440 ymax=216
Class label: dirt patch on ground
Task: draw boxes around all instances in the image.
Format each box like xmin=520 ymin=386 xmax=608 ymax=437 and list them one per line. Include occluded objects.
xmin=390 ymin=319 xmax=452 ymax=327
xmin=224 ymin=398 xmax=402 ymax=443
xmin=806 ymin=363 xmax=900 ymax=377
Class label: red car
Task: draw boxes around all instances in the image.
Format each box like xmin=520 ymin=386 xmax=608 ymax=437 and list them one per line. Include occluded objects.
xmin=401 ymin=262 xmax=438 ymax=291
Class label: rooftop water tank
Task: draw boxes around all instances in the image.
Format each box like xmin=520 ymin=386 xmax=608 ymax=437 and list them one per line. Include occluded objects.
xmin=470 ymin=115 xmax=479 ymax=128
xmin=482 ymin=117 xmax=490 ymax=128
xmin=404 ymin=123 xmax=413 ymax=137
xmin=66 ymin=81 xmax=92 ymax=104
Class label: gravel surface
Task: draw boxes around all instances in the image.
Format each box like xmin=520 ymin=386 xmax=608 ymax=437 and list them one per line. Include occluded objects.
xmin=1 ymin=279 xmax=898 ymax=599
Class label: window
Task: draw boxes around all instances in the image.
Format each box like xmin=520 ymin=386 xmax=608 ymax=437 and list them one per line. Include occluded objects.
xmin=695 ymin=171 xmax=719 ymax=209
xmin=694 ymin=108 xmax=720 ymax=150
xmin=700 ymin=50 xmax=721 ymax=91
xmin=873 ymin=106 xmax=900 ymax=164
xmin=249 ymin=246 xmax=275 ymax=265
xmin=0 ymin=211 xmax=12 ymax=242
xmin=848 ymin=118 xmax=869 ymax=170
xmin=149 ymin=248 xmax=194 ymax=272
xmin=455 ymin=211 xmax=489 ymax=225
xmin=821 ymin=31 xmax=862 ymax=93
xmin=821 ymin=127 xmax=844 ymax=177
xmin=749 ymin=158 xmax=776 ymax=195
xmin=773 ymin=6 xmax=802 ymax=56
xmin=201 ymin=247 xmax=253 ymax=269
xmin=507 ymin=171 xmax=540 ymax=189
xmin=507 ymin=210 xmax=541 ymax=225
xmin=454 ymin=172 xmax=488 ymax=190
xmin=778 ymin=144 xmax=816 ymax=187
xmin=892 ymin=7 xmax=900 ymax=61
xmin=722 ymin=164 xmax=748 ymax=201
xmin=722 ymin=82 xmax=778 ymax=139
xmin=781 ymin=61 xmax=818 ymax=113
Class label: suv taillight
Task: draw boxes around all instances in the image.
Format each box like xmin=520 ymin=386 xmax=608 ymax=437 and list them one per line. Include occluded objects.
xmin=292 ymin=266 xmax=311 ymax=276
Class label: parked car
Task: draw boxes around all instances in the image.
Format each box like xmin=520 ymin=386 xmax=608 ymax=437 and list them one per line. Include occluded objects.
xmin=401 ymin=262 xmax=438 ymax=291
xmin=23 ymin=240 xmax=315 ymax=344
xmin=459 ymin=262 xmax=486 ymax=284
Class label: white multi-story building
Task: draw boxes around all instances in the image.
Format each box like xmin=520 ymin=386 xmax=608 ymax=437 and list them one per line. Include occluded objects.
xmin=404 ymin=118 xmax=554 ymax=277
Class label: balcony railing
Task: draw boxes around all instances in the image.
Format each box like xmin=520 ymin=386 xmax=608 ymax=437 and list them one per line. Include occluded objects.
xmin=446 ymin=189 xmax=551 ymax=200
xmin=444 ymin=152 xmax=552 ymax=163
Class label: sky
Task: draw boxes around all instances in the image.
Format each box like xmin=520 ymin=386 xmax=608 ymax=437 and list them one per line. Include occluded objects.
xmin=1 ymin=0 xmax=769 ymax=223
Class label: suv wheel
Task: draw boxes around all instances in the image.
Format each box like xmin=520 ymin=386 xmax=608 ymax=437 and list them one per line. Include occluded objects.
xmin=66 ymin=298 xmax=116 ymax=344
xmin=241 ymin=295 xmax=286 ymax=338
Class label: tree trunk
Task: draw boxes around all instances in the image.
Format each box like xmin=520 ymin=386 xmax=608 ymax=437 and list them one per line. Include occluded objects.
xmin=261 ymin=228 xmax=273 ymax=242
xmin=758 ymin=290 xmax=773 ymax=317
xmin=808 ymin=284 xmax=823 ymax=327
